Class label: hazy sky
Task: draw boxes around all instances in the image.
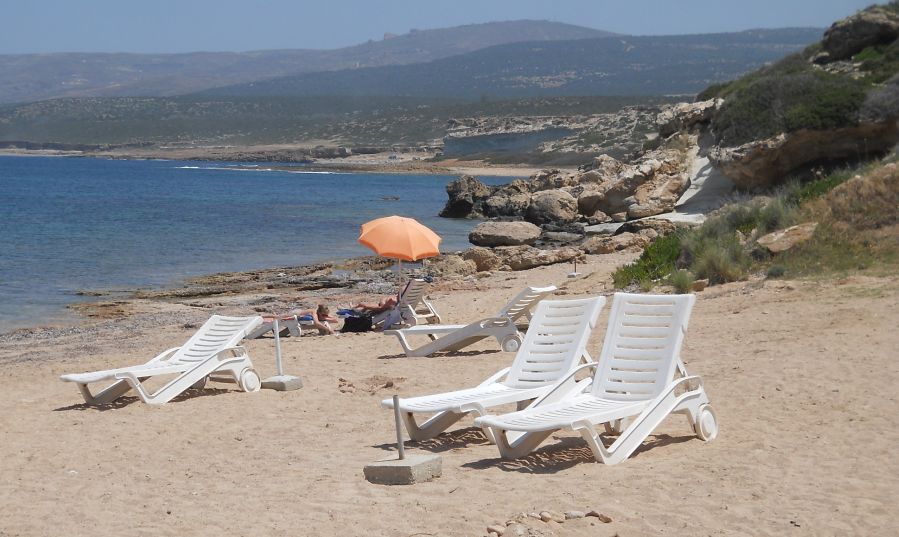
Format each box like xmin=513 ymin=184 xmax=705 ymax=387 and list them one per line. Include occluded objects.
xmin=0 ymin=0 xmax=875 ymax=54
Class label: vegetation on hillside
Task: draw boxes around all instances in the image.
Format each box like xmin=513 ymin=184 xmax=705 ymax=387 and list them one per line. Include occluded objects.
xmin=613 ymin=159 xmax=899 ymax=290
xmin=0 ymin=95 xmax=676 ymax=146
xmin=699 ymin=3 xmax=899 ymax=147
xmin=202 ymin=29 xmax=821 ymax=100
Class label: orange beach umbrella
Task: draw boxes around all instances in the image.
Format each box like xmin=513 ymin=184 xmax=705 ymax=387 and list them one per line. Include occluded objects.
xmin=357 ymin=215 xmax=441 ymax=261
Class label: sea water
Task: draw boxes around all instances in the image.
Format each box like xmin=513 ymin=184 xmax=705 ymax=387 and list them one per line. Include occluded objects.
xmin=0 ymin=156 xmax=508 ymax=332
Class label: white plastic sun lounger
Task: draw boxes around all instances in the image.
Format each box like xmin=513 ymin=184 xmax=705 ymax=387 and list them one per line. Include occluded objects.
xmin=373 ymin=278 xmax=441 ymax=330
xmin=60 ymin=315 xmax=265 ymax=406
xmin=381 ymin=296 xmax=606 ymax=442
xmin=246 ymin=315 xmax=303 ymax=339
xmin=386 ymin=285 xmax=557 ymax=357
xmin=474 ymin=293 xmax=718 ymax=465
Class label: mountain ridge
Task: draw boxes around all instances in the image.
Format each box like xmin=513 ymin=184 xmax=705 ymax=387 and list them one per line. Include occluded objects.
xmin=0 ymin=20 xmax=614 ymax=105
xmin=198 ymin=28 xmax=823 ymax=100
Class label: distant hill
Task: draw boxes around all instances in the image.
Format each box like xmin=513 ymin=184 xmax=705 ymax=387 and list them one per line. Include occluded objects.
xmin=199 ymin=29 xmax=823 ymax=99
xmin=0 ymin=21 xmax=614 ymax=105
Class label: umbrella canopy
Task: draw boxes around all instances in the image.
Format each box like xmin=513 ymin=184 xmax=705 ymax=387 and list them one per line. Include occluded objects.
xmin=358 ymin=215 xmax=441 ymax=261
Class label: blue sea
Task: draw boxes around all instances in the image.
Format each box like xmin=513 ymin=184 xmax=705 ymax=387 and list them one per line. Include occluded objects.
xmin=0 ymin=156 xmax=506 ymax=332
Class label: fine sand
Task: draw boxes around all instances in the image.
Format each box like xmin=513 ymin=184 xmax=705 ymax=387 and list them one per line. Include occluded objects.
xmin=1 ymin=255 xmax=897 ymax=536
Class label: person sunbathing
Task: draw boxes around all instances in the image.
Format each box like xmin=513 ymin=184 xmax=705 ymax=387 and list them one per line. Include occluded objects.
xmin=297 ymin=304 xmax=338 ymax=335
xmin=353 ymin=295 xmax=398 ymax=314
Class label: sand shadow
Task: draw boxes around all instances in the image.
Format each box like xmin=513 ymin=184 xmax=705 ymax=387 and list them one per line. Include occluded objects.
xmin=53 ymin=387 xmax=235 ymax=411
xmin=372 ymin=426 xmax=492 ymax=453
xmin=463 ymin=433 xmax=697 ymax=473
xmin=377 ymin=349 xmax=502 ymax=360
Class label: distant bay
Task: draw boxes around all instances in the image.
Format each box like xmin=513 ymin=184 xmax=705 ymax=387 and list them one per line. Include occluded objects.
xmin=0 ymin=156 xmax=506 ymax=332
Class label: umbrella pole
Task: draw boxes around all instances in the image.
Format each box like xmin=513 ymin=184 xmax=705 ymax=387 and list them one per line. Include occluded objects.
xmin=273 ymin=318 xmax=284 ymax=376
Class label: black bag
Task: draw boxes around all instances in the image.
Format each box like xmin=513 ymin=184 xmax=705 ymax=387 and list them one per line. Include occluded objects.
xmin=341 ymin=314 xmax=372 ymax=333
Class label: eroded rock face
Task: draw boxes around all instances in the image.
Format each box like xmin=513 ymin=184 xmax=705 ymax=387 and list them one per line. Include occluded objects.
xmin=816 ymin=6 xmax=899 ymax=63
xmin=469 ymin=221 xmax=542 ymax=246
xmin=424 ymin=255 xmax=477 ymax=277
xmin=439 ymin=175 xmax=492 ymax=217
xmin=461 ymin=247 xmax=502 ymax=271
xmin=493 ymin=245 xmax=582 ymax=271
xmin=710 ymin=122 xmax=899 ymax=190
xmin=657 ymin=99 xmax=722 ymax=138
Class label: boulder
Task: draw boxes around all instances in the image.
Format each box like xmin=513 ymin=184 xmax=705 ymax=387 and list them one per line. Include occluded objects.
xmin=526 ymin=190 xmax=578 ymax=224
xmin=581 ymin=232 xmax=649 ymax=254
xmin=710 ymin=123 xmax=899 ymax=190
xmin=615 ymin=218 xmax=677 ymax=237
xmin=529 ymin=169 xmax=579 ymax=191
xmin=461 ymin=246 xmax=502 ymax=271
xmin=469 ymin=221 xmax=542 ymax=246
xmin=757 ymin=222 xmax=819 ymax=253
xmin=657 ymin=99 xmax=722 ymax=137
xmin=425 ymin=255 xmax=477 ymax=277
xmin=816 ymin=6 xmax=899 ymax=63
xmin=483 ymin=192 xmax=532 ymax=218
xmin=540 ymin=231 xmax=583 ymax=244
xmin=627 ymin=170 xmax=692 ymax=219
xmin=493 ymin=245 xmax=583 ymax=271
xmin=439 ymin=175 xmax=491 ymax=218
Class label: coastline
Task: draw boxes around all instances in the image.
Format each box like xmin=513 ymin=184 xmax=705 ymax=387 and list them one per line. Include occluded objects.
xmin=0 ymin=146 xmax=559 ymax=178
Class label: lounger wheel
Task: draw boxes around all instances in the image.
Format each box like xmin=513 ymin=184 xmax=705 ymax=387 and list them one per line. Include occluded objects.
xmin=501 ymin=334 xmax=522 ymax=353
xmin=694 ymin=404 xmax=718 ymax=441
xmin=190 ymin=376 xmax=208 ymax=390
xmin=238 ymin=368 xmax=261 ymax=392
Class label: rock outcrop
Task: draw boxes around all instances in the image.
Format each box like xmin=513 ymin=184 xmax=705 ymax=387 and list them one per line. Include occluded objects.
xmin=440 ymin=145 xmax=692 ymax=224
xmin=710 ymin=122 xmax=899 ymax=190
xmin=492 ymin=245 xmax=583 ymax=271
xmin=657 ymin=99 xmax=722 ymax=138
xmin=815 ymin=6 xmax=899 ymax=63
xmin=469 ymin=221 xmax=541 ymax=246
xmin=439 ymin=175 xmax=492 ymax=218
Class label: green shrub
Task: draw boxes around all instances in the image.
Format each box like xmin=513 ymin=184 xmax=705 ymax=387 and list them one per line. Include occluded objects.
xmin=668 ymin=269 xmax=696 ymax=293
xmin=766 ymin=265 xmax=786 ymax=278
xmin=712 ymin=69 xmax=868 ymax=146
xmin=686 ymin=236 xmax=750 ymax=284
xmin=758 ymin=197 xmax=798 ymax=233
xmin=612 ymin=233 xmax=682 ymax=289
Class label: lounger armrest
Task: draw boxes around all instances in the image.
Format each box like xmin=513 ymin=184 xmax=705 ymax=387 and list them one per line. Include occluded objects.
xmin=479 ymin=367 xmax=511 ymax=387
xmin=529 ymin=361 xmax=598 ymax=408
xmin=216 ymin=345 xmax=250 ymax=358
xmin=148 ymin=347 xmax=182 ymax=364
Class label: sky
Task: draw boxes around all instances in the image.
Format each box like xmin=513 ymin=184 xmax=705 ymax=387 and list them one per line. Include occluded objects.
xmin=0 ymin=0 xmax=877 ymax=55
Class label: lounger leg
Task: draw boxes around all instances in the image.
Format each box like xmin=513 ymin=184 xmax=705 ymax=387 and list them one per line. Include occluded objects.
xmin=76 ymin=379 xmax=132 ymax=406
xmin=491 ymin=428 xmax=555 ymax=460
xmin=400 ymin=410 xmax=466 ymax=441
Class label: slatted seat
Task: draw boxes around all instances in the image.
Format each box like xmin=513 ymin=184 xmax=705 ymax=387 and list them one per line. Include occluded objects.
xmin=386 ymin=285 xmax=556 ymax=356
xmin=381 ymin=296 xmax=606 ymax=442
xmin=60 ymin=315 xmax=264 ymax=406
xmin=475 ymin=293 xmax=719 ymax=465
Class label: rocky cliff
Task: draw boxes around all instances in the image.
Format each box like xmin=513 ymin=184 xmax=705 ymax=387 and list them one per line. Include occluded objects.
xmin=700 ymin=3 xmax=899 ymax=189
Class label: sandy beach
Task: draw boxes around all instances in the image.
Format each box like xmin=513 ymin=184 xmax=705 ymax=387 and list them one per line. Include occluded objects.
xmin=1 ymin=251 xmax=897 ymax=537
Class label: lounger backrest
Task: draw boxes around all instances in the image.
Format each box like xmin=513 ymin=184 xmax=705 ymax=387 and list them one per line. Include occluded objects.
xmin=503 ymin=296 xmax=606 ymax=389
xmin=591 ymin=293 xmax=695 ymax=402
xmin=497 ymin=285 xmax=558 ymax=322
xmin=170 ymin=315 xmax=263 ymax=366
xmin=398 ymin=278 xmax=428 ymax=309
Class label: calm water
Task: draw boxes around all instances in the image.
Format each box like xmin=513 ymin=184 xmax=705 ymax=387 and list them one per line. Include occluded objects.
xmin=0 ymin=156 xmax=505 ymax=332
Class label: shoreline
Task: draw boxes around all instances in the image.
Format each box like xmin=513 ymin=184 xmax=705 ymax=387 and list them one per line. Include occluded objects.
xmin=0 ymin=147 xmax=560 ymax=178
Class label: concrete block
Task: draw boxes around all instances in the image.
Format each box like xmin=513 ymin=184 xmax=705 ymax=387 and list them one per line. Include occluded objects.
xmin=261 ymin=375 xmax=303 ymax=391
xmin=363 ymin=453 xmax=442 ymax=485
